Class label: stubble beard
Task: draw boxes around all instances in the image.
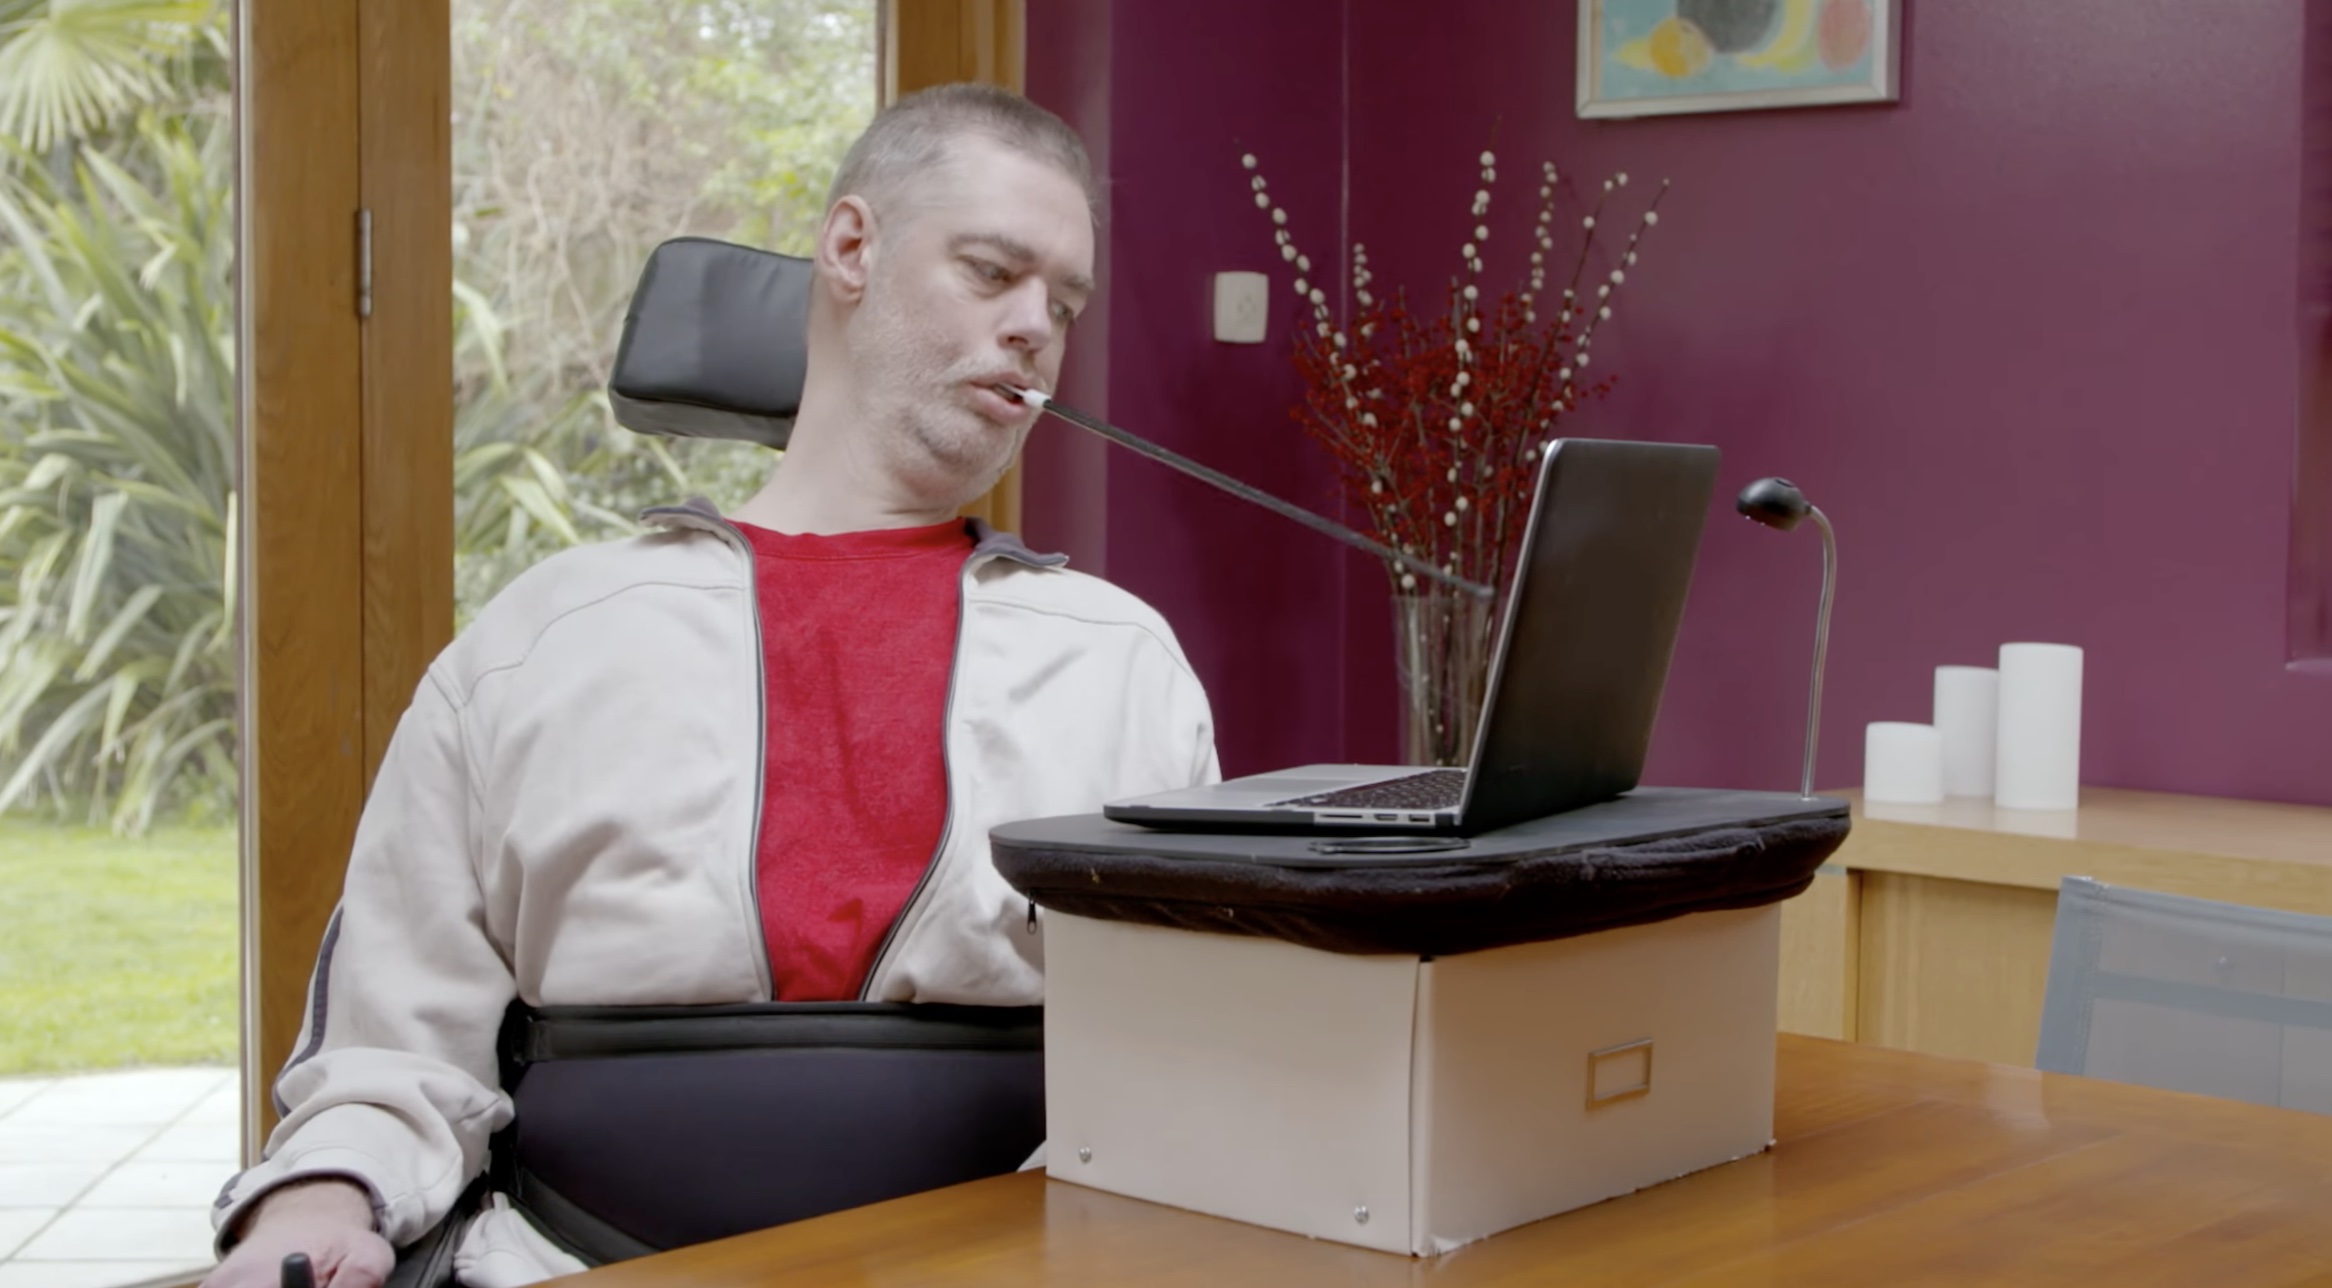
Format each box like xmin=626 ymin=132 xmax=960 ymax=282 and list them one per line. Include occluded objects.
xmin=847 ymin=278 xmax=1022 ymax=506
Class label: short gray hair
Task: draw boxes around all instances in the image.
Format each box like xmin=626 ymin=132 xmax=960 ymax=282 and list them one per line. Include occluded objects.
xmin=826 ymin=83 xmax=1096 ymax=221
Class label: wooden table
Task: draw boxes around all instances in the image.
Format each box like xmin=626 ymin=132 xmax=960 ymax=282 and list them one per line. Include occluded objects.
xmin=550 ymin=1036 xmax=2332 ymax=1286
xmin=1779 ymin=787 xmax=2332 ymax=1066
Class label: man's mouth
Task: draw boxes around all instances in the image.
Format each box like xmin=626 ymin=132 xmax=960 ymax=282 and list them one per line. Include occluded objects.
xmin=970 ymin=380 xmax=1039 ymax=422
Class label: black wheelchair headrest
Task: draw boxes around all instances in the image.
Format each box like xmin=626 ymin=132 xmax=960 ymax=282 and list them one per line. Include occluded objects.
xmin=608 ymin=237 xmax=810 ymax=449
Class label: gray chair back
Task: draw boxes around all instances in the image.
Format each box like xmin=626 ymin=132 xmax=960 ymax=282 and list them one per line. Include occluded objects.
xmin=2037 ymin=876 xmax=2332 ymax=1114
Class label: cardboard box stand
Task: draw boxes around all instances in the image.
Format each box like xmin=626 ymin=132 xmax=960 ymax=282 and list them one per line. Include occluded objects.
xmin=1042 ymin=904 xmax=1782 ymax=1256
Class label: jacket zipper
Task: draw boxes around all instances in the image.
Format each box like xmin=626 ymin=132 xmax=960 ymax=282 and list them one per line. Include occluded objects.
xmin=856 ymin=550 xmax=982 ymax=1000
xmin=640 ymin=507 xmax=1056 ymax=1002
xmin=698 ymin=514 xmax=777 ymax=1001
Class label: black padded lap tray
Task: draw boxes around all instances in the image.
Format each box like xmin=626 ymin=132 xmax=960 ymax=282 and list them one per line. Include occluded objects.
xmin=990 ymin=788 xmax=1851 ymax=958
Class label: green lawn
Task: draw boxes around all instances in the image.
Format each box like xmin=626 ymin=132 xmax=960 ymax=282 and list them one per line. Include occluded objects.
xmin=0 ymin=819 xmax=238 ymax=1075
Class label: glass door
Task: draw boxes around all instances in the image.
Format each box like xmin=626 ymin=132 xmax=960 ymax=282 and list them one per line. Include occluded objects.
xmin=0 ymin=3 xmax=243 ymax=1283
xmin=449 ymin=0 xmax=877 ymax=612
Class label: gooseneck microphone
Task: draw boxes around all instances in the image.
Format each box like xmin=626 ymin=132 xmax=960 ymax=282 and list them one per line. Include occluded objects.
xmin=1735 ymin=477 xmax=1835 ymax=799
xmin=1000 ymin=385 xmax=1496 ymax=602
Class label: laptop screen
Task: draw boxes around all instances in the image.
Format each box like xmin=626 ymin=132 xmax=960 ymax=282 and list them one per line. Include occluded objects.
xmin=1458 ymin=439 xmax=1721 ymax=833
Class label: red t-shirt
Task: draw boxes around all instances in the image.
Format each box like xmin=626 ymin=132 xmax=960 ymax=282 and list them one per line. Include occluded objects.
xmin=733 ymin=518 xmax=973 ymax=1001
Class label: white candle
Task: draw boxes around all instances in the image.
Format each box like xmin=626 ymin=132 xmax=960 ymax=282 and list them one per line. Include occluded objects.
xmin=1994 ymin=643 xmax=2082 ymax=811
xmin=1933 ymin=666 xmax=1999 ymax=798
xmin=1864 ymin=722 xmax=1944 ymax=804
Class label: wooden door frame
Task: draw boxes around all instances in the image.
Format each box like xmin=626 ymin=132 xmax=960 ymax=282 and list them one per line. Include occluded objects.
xmin=238 ymin=0 xmax=396 ymax=1154
xmin=237 ymin=0 xmax=1019 ymax=1156
xmin=239 ymin=0 xmax=453 ymax=1151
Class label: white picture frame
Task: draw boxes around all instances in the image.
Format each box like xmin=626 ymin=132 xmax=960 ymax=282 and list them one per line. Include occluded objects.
xmin=1576 ymin=0 xmax=1901 ymax=120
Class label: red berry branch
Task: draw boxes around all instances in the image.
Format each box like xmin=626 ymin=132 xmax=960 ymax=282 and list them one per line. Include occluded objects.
xmin=1244 ymin=149 xmax=1670 ymax=603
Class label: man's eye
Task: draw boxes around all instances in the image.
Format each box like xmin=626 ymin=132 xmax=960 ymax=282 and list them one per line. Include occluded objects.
xmin=968 ymin=259 xmax=1008 ymax=284
xmin=1051 ymin=302 xmax=1077 ymax=326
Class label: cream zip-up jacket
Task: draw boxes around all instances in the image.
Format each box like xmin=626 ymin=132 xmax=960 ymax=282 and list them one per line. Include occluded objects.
xmin=212 ymin=504 xmax=1219 ymax=1285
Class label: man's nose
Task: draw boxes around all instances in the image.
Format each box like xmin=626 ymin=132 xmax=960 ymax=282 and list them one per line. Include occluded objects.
xmin=998 ymin=279 xmax=1055 ymax=353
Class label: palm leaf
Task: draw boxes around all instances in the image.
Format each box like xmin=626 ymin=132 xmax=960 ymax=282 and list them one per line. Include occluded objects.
xmin=0 ymin=675 xmax=112 ymax=812
xmin=95 ymin=660 xmax=139 ymax=758
xmin=0 ymin=1 xmax=213 ymax=152
xmin=63 ymin=487 xmax=123 ymax=641
xmin=0 ymin=107 xmax=234 ymax=829
xmin=75 ymin=578 xmax=157 ymax=679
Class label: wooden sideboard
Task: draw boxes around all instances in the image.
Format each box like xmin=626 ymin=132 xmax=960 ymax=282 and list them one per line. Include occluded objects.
xmin=1777 ymin=787 xmax=2332 ymax=1066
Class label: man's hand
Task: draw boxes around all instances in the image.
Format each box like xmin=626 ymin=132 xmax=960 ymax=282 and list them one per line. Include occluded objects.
xmin=201 ymin=1178 xmax=395 ymax=1288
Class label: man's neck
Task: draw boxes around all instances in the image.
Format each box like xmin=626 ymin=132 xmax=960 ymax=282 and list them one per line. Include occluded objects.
xmin=727 ymin=410 xmax=964 ymax=535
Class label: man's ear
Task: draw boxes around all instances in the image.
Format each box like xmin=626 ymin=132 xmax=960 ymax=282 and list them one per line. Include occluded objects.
xmin=816 ymin=195 xmax=877 ymax=308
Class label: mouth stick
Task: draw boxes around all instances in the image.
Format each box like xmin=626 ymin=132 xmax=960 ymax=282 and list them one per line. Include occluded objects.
xmin=1005 ymin=386 xmax=1495 ymax=602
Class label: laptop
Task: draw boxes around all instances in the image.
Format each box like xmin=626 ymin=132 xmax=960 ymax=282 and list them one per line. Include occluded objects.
xmin=1103 ymin=438 xmax=1721 ymax=836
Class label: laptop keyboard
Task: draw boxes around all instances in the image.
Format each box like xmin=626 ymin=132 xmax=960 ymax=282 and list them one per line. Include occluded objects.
xmin=1270 ymin=768 xmax=1469 ymax=812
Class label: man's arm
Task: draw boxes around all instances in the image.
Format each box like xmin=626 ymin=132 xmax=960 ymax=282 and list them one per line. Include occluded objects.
xmin=208 ymin=666 xmax=516 ymax=1273
xmin=203 ymin=1177 xmax=389 ymax=1288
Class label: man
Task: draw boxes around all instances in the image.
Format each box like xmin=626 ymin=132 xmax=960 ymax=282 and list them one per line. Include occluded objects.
xmin=202 ymin=84 xmax=1218 ymax=1288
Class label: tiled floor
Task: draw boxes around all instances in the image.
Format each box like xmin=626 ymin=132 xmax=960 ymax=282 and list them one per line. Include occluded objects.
xmin=0 ymin=1066 xmax=235 ymax=1287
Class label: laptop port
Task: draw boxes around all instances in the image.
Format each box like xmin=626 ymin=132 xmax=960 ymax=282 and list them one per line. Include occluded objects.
xmin=1376 ymin=813 xmax=1399 ymax=821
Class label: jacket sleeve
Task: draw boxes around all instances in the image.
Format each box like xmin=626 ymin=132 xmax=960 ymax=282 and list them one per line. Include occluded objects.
xmin=1146 ymin=623 xmax=1221 ymax=792
xmin=212 ymin=665 xmax=514 ymax=1253
xmin=1177 ymin=657 xmax=1222 ymax=790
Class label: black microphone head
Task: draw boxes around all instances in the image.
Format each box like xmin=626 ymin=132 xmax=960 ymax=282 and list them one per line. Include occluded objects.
xmin=1736 ymin=477 xmax=1810 ymax=531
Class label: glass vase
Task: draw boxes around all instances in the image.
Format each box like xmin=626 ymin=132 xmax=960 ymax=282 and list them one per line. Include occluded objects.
xmin=1393 ymin=585 xmax=1496 ymax=767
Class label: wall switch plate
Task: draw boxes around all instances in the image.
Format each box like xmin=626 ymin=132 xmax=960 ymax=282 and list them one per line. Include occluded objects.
xmin=1213 ymin=271 xmax=1269 ymax=344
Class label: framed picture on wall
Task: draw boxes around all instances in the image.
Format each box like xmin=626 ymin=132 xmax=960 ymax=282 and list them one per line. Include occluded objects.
xmin=1576 ymin=0 xmax=1900 ymax=119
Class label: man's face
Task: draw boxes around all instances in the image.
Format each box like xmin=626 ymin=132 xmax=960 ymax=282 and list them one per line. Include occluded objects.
xmin=844 ymin=136 xmax=1095 ymax=502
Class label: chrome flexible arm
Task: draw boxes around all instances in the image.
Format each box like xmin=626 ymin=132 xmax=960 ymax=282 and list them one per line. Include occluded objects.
xmin=1016 ymin=389 xmax=1496 ymax=602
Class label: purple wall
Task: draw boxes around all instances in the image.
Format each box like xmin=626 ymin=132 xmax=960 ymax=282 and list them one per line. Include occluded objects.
xmin=2296 ymin=1 xmax=2332 ymax=665
xmin=1026 ymin=0 xmax=1383 ymax=778
xmin=1021 ymin=0 xmax=1115 ymax=578
xmin=1028 ymin=1 xmax=2332 ymax=806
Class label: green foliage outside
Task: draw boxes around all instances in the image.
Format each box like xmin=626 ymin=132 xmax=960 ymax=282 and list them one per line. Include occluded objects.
xmin=0 ymin=817 xmax=235 ymax=1073
xmin=0 ymin=113 xmax=239 ymax=835
xmin=0 ymin=2 xmax=236 ymax=833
